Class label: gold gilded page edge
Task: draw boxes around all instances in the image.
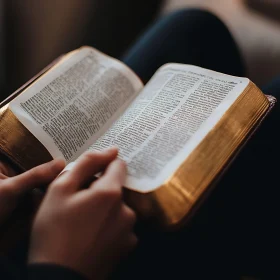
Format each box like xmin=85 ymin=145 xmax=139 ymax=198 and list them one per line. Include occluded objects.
xmin=0 ymin=107 xmax=53 ymax=171
xmin=162 ymin=83 xmax=269 ymax=225
xmin=125 ymin=83 xmax=272 ymax=229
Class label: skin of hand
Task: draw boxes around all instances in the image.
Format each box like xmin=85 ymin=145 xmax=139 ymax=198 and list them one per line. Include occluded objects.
xmin=28 ymin=147 xmax=138 ymax=280
xmin=0 ymin=157 xmax=65 ymax=225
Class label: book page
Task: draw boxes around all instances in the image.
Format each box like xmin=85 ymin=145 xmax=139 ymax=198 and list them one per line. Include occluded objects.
xmin=88 ymin=64 xmax=249 ymax=192
xmin=9 ymin=47 xmax=143 ymax=162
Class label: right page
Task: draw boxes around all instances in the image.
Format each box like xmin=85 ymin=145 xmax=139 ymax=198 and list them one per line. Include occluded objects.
xmin=90 ymin=64 xmax=249 ymax=192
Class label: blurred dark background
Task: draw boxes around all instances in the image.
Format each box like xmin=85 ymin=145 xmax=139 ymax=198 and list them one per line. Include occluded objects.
xmin=2 ymin=0 xmax=280 ymax=101
xmin=0 ymin=0 xmax=162 ymax=100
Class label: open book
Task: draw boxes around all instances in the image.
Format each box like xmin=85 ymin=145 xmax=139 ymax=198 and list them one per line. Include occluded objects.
xmin=0 ymin=46 xmax=276 ymax=229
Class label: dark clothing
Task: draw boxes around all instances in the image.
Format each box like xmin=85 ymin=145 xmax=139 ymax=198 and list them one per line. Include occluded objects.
xmin=122 ymin=9 xmax=246 ymax=82
xmin=0 ymin=256 xmax=85 ymax=280
xmin=2 ymin=8 xmax=280 ymax=280
xmin=27 ymin=265 xmax=86 ymax=280
xmin=119 ymin=9 xmax=280 ymax=280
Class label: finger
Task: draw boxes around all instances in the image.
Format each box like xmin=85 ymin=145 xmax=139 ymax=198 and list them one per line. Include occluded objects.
xmin=104 ymin=203 xmax=137 ymax=234
xmin=90 ymin=158 xmax=126 ymax=193
xmin=54 ymin=147 xmax=118 ymax=192
xmin=82 ymin=159 xmax=126 ymax=211
xmin=98 ymin=203 xmax=138 ymax=255
xmin=70 ymin=157 xmax=126 ymax=209
xmin=6 ymin=158 xmax=65 ymax=194
xmin=108 ymin=208 xmax=138 ymax=256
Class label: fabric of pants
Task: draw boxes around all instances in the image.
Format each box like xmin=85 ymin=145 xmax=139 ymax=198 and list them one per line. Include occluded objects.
xmin=117 ymin=9 xmax=280 ymax=280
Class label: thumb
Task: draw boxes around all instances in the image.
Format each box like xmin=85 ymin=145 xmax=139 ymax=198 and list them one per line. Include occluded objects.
xmin=7 ymin=159 xmax=65 ymax=194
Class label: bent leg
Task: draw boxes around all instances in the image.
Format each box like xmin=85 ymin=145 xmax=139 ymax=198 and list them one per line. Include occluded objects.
xmin=122 ymin=9 xmax=245 ymax=83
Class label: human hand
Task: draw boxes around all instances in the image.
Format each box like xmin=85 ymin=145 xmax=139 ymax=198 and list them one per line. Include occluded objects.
xmin=0 ymin=158 xmax=65 ymax=225
xmin=28 ymin=148 xmax=137 ymax=280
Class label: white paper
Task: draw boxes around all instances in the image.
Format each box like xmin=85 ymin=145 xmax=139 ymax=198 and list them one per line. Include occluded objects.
xmin=10 ymin=47 xmax=143 ymax=162
xmin=89 ymin=64 xmax=249 ymax=192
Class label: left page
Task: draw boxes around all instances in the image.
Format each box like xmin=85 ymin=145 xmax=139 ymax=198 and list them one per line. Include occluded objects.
xmin=9 ymin=47 xmax=143 ymax=162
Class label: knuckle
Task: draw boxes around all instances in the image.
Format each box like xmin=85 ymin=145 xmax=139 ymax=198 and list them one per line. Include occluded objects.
xmin=123 ymin=205 xmax=137 ymax=225
xmin=95 ymin=185 xmax=122 ymax=202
